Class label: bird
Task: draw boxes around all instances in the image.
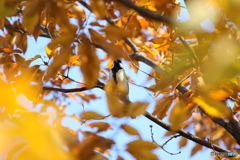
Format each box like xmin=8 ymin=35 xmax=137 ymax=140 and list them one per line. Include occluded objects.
xmin=109 ymin=60 xmax=129 ymax=100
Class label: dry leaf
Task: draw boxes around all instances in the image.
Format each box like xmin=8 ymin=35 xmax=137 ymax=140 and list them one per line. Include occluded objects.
xmin=89 ymin=122 xmax=112 ymax=132
xmin=121 ymin=124 xmax=140 ymax=136
xmin=80 ymin=111 xmax=104 ymax=120
xmin=126 ymin=102 xmax=148 ymax=118
xmin=44 ymin=47 xmax=71 ymax=81
xmin=152 ymin=96 xmax=173 ymax=120
xmin=78 ymin=34 xmax=100 ymax=88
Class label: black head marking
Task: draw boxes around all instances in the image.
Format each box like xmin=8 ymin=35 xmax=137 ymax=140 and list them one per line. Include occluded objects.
xmin=111 ymin=60 xmax=123 ymax=82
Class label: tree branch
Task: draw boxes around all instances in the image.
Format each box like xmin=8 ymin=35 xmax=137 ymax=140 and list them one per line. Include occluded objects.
xmin=43 ymin=80 xmax=105 ymax=93
xmin=116 ymin=0 xmax=174 ymax=25
xmin=144 ymin=112 xmax=231 ymax=153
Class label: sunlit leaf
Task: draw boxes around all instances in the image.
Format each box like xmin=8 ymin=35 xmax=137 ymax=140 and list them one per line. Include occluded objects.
xmin=169 ymin=101 xmax=187 ymax=132
xmin=67 ymin=55 xmax=80 ymax=66
xmin=193 ymin=96 xmax=231 ymax=119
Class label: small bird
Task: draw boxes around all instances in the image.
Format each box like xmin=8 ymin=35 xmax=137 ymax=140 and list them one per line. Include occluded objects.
xmin=109 ymin=60 xmax=129 ymax=100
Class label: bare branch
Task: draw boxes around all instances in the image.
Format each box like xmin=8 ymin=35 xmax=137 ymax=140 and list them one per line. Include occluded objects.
xmin=150 ymin=125 xmax=181 ymax=155
xmin=145 ymin=112 xmax=231 ymax=153
xmin=43 ymin=80 xmax=105 ymax=93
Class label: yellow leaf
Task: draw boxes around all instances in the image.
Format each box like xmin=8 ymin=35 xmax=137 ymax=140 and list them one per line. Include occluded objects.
xmin=152 ymin=96 xmax=173 ymax=120
xmin=169 ymin=101 xmax=187 ymax=132
xmin=45 ymin=46 xmax=53 ymax=57
xmin=121 ymin=124 xmax=140 ymax=136
xmin=126 ymin=102 xmax=148 ymax=118
xmin=80 ymin=111 xmax=104 ymax=120
xmin=127 ymin=140 xmax=157 ymax=150
xmin=193 ymin=96 xmax=231 ymax=119
xmin=126 ymin=140 xmax=158 ymax=160
xmin=78 ymin=34 xmax=100 ymax=88
xmin=44 ymin=47 xmax=71 ymax=81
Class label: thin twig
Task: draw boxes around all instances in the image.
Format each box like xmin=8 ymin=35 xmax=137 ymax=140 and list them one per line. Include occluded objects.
xmin=179 ymin=36 xmax=199 ymax=64
xmin=150 ymin=125 xmax=181 ymax=155
xmin=145 ymin=112 xmax=230 ymax=153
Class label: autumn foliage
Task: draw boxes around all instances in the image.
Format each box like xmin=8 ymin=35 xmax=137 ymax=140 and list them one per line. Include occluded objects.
xmin=1 ymin=0 xmax=240 ymax=160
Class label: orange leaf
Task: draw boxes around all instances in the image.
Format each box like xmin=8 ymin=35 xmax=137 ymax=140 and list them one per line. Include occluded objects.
xmin=169 ymin=101 xmax=187 ymax=132
xmin=190 ymin=144 xmax=202 ymax=157
xmin=101 ymin=24 xmax=129 ymax=40
xmin=184 ymin=34 xmax=197 ymax=40
xmin=67 ymin=55 xmax=80 ymax=66
xmin=0 ymin=48 xmax=22 ymax=53
xmin=179 ymin=137 xmax=188 ymax=148
xmin=209 ymin=89 xmax=229 ymax=101
xmin=89 ymin=29 xmax=127 ymax=59
xmin=152 ymin=96 xmax=173 ymax=120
